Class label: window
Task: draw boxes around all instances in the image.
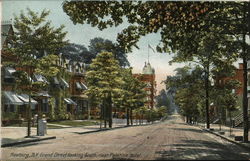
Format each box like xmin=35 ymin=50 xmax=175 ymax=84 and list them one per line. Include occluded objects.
xmin=67 ymin=104 xmax=71 ymax=112
xmin=248 ymin=74 xmax=250 ymax=86
xmin=10 ymin=105 xmax=15 ymax=112
xmin=41 ymin=99 xmax=49 ymax=113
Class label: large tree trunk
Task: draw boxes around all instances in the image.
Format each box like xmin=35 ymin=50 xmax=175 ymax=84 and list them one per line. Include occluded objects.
xmin=242 ymin=2 xmax=249 ymax=142
xmin=27 ymin=104 xmax=31 ymax=137
xmin=108 ymin=92 xmax=112 ymax=128
xmin=205 ymin=65 xmax=210 ymax=129
xmin=242 ymin=33 xmax=249 ymax=143
xmin=130 ymin=109 xmax=133 ymax=126
xmin=126 ymin=108 xmax=130 ymax=126
xmin=102 ymin=100 xmax=107 ymax=128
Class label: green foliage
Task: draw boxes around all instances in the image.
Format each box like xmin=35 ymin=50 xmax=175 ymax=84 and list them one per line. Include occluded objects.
xmin=157 ymin=106 xmax=168 ymax=118
xmin=2 ymin=112 xmax=19 ymax=120
xmin=12 ymin=8 xmax=68 ymax=59
xmin=48 ymin=97 xmax=56 ymax=121
xmin=5 ymin=8 xmax=68 ymax=94
xmin=86 ymin=51 xmax=123 ymax=127
xmin=86 ymin=51 xmax=123 ymax=102
xmin=63 ymin=2 xmax=249 ymax=54
xmin=155 ymin=89 xmax=170 ymax=108
xmin=212 ymin=80 xmax=241 ymax=112
xmin=89 ymin=37 xmax=130 ymax=67
xmin=116 ymin=68 xmax=147 ymax=110
xmin=170 ymin=66 xmax=205 ymax=119
xmin=35 ymin=55 xmax=60 ymax=77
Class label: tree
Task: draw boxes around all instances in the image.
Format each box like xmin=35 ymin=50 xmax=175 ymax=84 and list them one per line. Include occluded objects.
xmin=88 ymin=37 xmax=130 ymax=67
xmin=4 ymin=8 xmax=68 ymax=136
xmin=155 ymin=89 xmax=170 ymax=108
xmin=62 ymin=1 xmax=249 ymax=142
xmin=173 ymin=66 xmax=205 ymax=124
xmin=86 ymin=51 xmax=123 ymax=128
xmin=114 ymin=68 xmax=146 ymax=126
xmin=58 ymin=38 xmax=130 ymax=67
xmin=58 ymin=43 xmax=93 ymax=63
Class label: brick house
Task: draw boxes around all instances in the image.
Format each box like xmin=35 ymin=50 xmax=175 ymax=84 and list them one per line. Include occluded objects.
xmin=1 ymin=22 xmax=90 ymax=123
xmin=133 ymin=62 xmax=157 ymax=109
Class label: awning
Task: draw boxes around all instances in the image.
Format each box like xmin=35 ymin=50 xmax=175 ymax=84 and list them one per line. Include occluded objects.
xmin=4 ymin=67 xmax=16 ymax=78
xmin=17 ymin=94 xmax=38 ymax=105
xmin=76 ymin=82 xmax=88 ymax=90
xmin=36 ymin=91 xmax=51 ymax=97
xmin=3 ymin=91 xmax=24 ymax=105
xmin=60 ymin=78 xmax=69 ymax=88
xmin=64 ymin=98 xmax=77 ymax=105
xmin=33 ymin=74 xmax=48 ymax=83
xmin=76 ymin=82 xmax=82 ymax=90
xmin=80 ymin=82 xmax=88 ymax=90
xmin=54 ymin=77 xmax=60 ymax=85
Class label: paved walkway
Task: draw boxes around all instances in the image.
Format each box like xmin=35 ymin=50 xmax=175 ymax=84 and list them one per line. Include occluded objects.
xmin=195 ymin=123 xmax=250 ymax=149
xmin=1 ymin=120 xmax=148 ymax=145
xmin=47 ymin=123 xmax=72 ymax=128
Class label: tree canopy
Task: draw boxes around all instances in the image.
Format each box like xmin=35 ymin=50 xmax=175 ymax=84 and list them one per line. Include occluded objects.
xmin=58 ymin=37 xmax=130 ymax=67
xmin=12 ymin=8 xmax=68 ymax=60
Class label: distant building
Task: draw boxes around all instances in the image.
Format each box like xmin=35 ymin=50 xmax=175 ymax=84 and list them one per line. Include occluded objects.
xmin=134 ymin=62 xmax=157 ymax=109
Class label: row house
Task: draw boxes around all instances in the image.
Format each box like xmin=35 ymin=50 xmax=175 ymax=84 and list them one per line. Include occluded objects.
xmin=1 ymin=22 xmax=89 ymax=123
xmin=57 ymin=54 xmax=90 ymax=119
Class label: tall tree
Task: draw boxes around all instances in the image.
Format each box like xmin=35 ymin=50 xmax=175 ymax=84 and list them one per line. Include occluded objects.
xmin=58 ymin=43 xmax=93 ymax=63
xmin=89 ymin=37 xmax=130 ymax=67
xmin=155 ymin=89 xmax=170 ymax=108
xmin=116 ymin=69 xmax=146 ymax=125
xmin=86 ymin=51 xmax=123 ymax=128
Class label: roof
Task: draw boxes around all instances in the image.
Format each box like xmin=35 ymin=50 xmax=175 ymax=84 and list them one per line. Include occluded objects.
xmin=142 ymin=62 xmax=155 ymax=75
xmin=1 ymin=24 xmax=13 ymax=48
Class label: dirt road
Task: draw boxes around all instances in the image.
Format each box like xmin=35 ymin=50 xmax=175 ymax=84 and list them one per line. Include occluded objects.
xmin=2 ymin=114 xmax=250 ymax=160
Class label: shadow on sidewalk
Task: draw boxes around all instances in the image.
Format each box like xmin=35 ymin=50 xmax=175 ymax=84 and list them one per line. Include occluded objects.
xmin=155 ymin=139 xmax=250 ymax=160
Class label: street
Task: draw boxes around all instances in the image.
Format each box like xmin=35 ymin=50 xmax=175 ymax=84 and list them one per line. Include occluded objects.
xmin=2 ymin=114 xmax=250 ymax=160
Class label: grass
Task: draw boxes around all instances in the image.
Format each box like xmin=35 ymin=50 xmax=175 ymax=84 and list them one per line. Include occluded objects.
xmin=47 ymin=125 xmax=63 ymax=129
xmin=3 ymin=120 xmax=99 ymax=128
xmin=4 ymin=122 xmax=29 ymax=127
xmin=48 ymin=120 xmax=99 ymax=127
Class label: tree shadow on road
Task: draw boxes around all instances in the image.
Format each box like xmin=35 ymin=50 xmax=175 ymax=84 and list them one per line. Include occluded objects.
xmin=155 ymin=139 xmax=250 ymax=160
xmin=170 ymin=127 xmax=204 ymax=134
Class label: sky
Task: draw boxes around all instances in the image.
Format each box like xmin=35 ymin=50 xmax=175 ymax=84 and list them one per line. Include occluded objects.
xmin=1 ymin=0 xmax=187 ymax=94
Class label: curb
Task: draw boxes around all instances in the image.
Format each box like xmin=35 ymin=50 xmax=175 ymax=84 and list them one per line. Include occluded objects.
xmin=203 ymin=129 xmax=250 ymax=151
xmin=1 ymin=136 xmax=56 ymax=148
xmin=194 ymin=124 xmax=250 ymax=151
xmin=76 ymin=123 xmax=156 ymax=135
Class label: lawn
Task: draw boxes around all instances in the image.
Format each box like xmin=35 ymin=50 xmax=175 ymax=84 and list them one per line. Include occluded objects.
xmin=3 ymin=120 xmax=99 ymax=128
xmin=48 ymin=120 xmax=99 ymax=127
xmin=47 ymin=125 xmax=64 ymax=129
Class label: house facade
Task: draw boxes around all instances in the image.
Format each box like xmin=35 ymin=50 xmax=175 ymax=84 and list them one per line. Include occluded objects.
xmin=1 ymin=22 xmax=90 ymax=124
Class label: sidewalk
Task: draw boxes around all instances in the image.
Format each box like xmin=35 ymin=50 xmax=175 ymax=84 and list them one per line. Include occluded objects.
xmin=1 ymin=120 xmax=149 ymax=147
xmin=196 ymin=123 xmax=250 ymax=150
